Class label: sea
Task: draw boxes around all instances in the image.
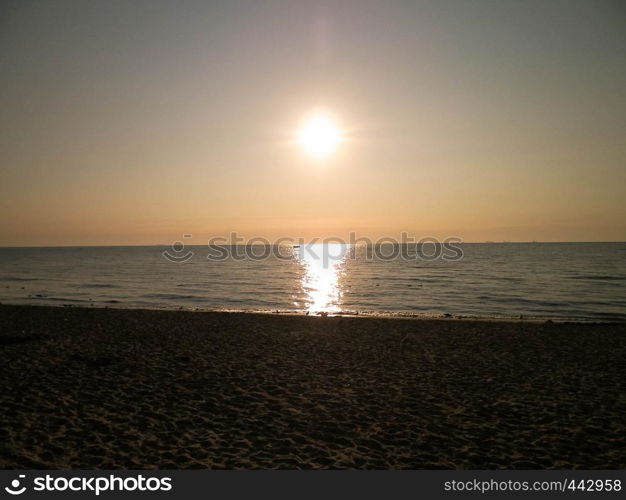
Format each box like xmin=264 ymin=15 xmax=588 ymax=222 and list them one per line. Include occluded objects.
xmin=0 ymin=243 xmax=624 ymax=322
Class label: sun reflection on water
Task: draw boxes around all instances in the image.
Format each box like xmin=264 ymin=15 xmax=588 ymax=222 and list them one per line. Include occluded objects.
xmin=296 ymin=244 xmax=348 ymax=314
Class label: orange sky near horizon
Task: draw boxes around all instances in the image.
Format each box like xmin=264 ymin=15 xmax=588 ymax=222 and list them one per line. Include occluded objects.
xmin=1 ymin=1 xmax=625 ymax=246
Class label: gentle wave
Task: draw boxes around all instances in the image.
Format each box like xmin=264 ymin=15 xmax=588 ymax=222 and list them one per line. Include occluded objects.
xmin=78 ymin=283 xmax=118 ymax=289
xmin=568 ymin=275 xmax=625 ymax=281
xmin=0 ymin=243 xmax=624 ymax=322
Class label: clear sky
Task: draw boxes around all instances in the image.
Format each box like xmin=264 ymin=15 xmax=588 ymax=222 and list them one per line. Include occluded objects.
xmin=1 ymin=0 xmax=625 ymax=245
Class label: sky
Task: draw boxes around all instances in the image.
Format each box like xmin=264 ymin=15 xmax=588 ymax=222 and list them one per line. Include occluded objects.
xmin=1 ymin=0 xmax=625 ymax=245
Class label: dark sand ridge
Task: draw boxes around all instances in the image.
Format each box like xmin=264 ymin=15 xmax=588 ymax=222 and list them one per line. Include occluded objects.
xmin=1 ymin=304 xmax=625 ymax=469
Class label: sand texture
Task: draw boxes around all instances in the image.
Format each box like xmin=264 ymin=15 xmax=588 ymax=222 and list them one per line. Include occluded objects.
xmin=1 ymin=305 xmax=625 ymax=469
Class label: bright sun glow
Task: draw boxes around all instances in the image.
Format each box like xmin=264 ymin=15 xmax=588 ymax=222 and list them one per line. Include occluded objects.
xmin=297 ymin=115 xmax=342 ymax=158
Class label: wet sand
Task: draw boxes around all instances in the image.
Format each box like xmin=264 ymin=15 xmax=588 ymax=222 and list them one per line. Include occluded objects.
xmin=0 ymin=304 xmax=625 ymax=469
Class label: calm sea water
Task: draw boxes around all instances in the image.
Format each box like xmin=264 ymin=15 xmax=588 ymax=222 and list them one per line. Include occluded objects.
xmin=0 ymin=243 xmax=624 ymax=321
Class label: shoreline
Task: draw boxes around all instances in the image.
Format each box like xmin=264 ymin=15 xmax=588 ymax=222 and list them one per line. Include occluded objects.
xmin=1 ymin=304 xmax=625 ymax=469
xmin=0 ymin=301 xmax=622 ymax=324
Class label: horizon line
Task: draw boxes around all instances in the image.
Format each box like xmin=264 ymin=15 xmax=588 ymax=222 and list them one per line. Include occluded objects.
xmin=1 ymin=241 xmax=625 ymax=249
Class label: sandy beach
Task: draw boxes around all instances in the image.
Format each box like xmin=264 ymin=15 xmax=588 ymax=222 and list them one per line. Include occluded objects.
xmin=0 ymin=304 xmax=624 ymax=469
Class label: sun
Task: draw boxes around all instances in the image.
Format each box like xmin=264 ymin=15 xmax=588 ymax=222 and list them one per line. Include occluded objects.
xmin=297 ymin=115 xmax=342 ymax=158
